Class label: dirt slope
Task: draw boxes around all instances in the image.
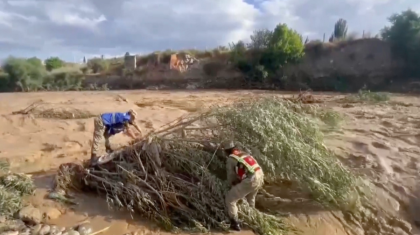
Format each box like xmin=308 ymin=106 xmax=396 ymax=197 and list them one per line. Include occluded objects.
xmin=0 ymin=90 xmax=419 ymax=235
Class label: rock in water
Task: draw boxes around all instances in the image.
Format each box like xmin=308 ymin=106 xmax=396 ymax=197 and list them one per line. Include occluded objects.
xmin=49 ymin=225 xmax=60 ymax=235
xmin=47 ymin=192 xmax=62 ymax=200
xmin=76 ymin=224 xmax=92 ymax=235
xmin=38 ymin=225 xmax=50 ymax=235
xmin=18 ymin=206 xmax=42 ymax=225
xmin=31 ymin=224 xmax=43 ymax=234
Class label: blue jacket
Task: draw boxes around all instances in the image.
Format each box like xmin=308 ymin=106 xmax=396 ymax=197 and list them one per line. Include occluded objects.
xmin=101 ymin=112 xmax=132 ymax=136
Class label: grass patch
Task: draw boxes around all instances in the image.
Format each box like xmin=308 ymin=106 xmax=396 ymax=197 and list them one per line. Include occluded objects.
xmin=345 ymin=89 xmax=390 ymax=103
xmin=0 ymin=160 xmax=35 ymax=218
xmin=57 ymin=97 xmax=359 ymax=234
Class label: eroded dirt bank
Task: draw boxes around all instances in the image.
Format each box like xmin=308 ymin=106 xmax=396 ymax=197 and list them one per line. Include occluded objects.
xmin=1 ymin=90 xmax=419 ymax=235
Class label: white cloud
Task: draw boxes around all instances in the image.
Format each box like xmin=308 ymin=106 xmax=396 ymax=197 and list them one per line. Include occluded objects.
xmin=0 ymin=0 xmax=416 ymax=61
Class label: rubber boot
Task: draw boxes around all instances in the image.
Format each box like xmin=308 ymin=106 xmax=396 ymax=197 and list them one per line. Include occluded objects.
xmin=230 ymin=219 xmax=241 ymax=231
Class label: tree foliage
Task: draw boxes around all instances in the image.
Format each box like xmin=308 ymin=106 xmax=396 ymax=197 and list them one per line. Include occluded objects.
xmin=228 ymin=24 xmax=304 ymax=85
xmin=262 ymin=23 xmax=304 ymax=71
xmin=87 ymin=58 xmax=109 ymax=73
xmin=334 ymin=18 xmax=348 ymax=40
xmin=45 ymin=57 xmax=64 ymax=71
xmin=248 ymin=29 xmax=272 ymax=49
xmin=2 ymin=57 xmax=46 ymax=91
xmin=0 ymin=57 xmax=84 ymax=92
xmin=26 ymin=57 xmax=43 ymax=67
xmin=381 ymin=9 xmax=420 ymax=75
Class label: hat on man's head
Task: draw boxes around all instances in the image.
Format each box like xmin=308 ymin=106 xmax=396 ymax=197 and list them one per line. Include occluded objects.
xmin=220 ymin=140 xmax=236 ymax=150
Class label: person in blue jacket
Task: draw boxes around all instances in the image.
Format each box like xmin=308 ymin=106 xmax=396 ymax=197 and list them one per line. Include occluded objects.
xmin=90 ymin=109 xmax=142 ymax=161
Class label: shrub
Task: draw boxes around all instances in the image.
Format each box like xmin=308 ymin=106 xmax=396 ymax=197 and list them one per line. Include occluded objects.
xmin=248 ymin=29 xmax=272 ymax=50
xmin=381 ymin=9 xmax=420 ymax=76
xmin=345 ymin=88 xmax=390 ymax=103
xmin=2 ymin=57 xmax=46 ymax=91
xmin=26 ymin=57 xmax=43 ymax=67
xmin=44 ymin=68 xmax=84 ymax=91
xmin=87 ymin=58 xmax=109 ymax=73
xmin=261 ymin=23 xmax=304 ymax=72
xmin=0 ymin=160 xmax=35 ymax=218
xmin=45 ymin=57 xmax=64 ymax=71
xmin=80 ymin=66 xmax=89 ymax=74
xmin=228 ymin=24 xmax=304 ymax=84
xmin=203 ymin=61 xmax=225 ymax=76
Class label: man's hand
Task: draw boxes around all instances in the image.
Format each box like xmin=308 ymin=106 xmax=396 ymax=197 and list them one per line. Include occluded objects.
xmin=133 ymin=124 xmax=143 ymax=136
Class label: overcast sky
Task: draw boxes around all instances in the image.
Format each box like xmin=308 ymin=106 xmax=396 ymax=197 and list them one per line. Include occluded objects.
xmin=0 ymin=0 xmax=417 ymax=62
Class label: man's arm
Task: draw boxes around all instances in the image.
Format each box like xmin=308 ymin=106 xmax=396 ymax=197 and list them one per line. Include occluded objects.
xmin=123 ymin=122 xmax=137 ymax=139
xmin=129 ymin=121 xmax=143 ymax=136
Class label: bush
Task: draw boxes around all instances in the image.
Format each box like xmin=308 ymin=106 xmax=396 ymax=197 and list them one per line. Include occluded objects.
xmin=26 ymin=57 xmax=43 ymax=67
xmin=2 ymin=57 xmax=46 ymax=91
xmin=0 ymin=72 xmax=10 ymax=91
xmin=203 ymin=61 xmax=225 ymax=76
xmin=345 ymin=88 xmax=390 ymax=103
xmin=87 ymin=58 xmax=109 ymax=73
xmin=228 ymin=24 xmax=304 ymax=84
xmin=261 ymin=24 xmax=304 ymax=72
xmin=248 ymin=29 xmax=272 ymax=50
xmin=80 ymin=66 xmax=89 ymax=74
xmin=45 ymin=57 xmax=64 ymax=71
xmin=0 ymin=160 xmax=35 ymax=218
xmin=44 ymin=68 xmax=84 ymax=91
xmin=381 ymin=9 xmax=420 ymax=76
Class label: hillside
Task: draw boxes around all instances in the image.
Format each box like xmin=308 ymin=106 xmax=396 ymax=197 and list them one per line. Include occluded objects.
xmin=83 ymin=38 xmax=407 ymax=92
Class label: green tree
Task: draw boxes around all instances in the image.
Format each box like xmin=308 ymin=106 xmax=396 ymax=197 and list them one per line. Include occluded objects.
xmin=248 ymin=29 xmax=273 ymax=49
xmin=228 ymin=40 xmax=251 ymax=73
xmin=26 ymin=57 xmax=43 ymax=67
xmin=381 ymin=9 xmax=420 ymax=75
xmin=260 ymin=23 xmax=304 ymax=72
xmin=44 ymin=57 xmax=64 ymax=71
xmin=333 ymin=18 xmax=348 ymax=40
xmin=2 ymin=57 xmax=46 ymax=91
xmin=228 ymin=41 xmax=247 ymax=63
xmin=45 ymin=70 xmax=84 ymax=91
